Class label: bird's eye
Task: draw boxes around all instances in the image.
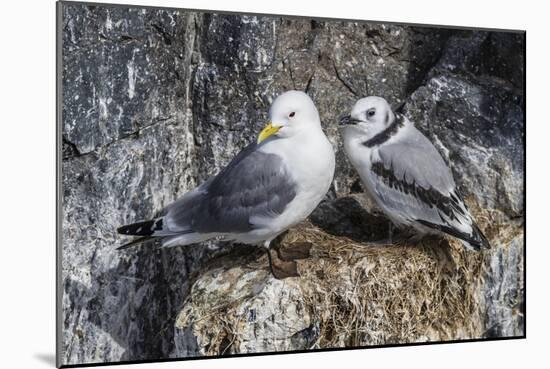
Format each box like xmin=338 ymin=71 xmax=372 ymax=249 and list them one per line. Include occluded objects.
xmin=367 ymin=109 xmax=376 ymax=118
xmin=289 ymin=112 xmax=295 ymax=118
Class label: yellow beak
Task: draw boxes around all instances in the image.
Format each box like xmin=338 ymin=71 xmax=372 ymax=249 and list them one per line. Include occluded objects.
xmin=257 ymin=123 xmax=281 ymax=144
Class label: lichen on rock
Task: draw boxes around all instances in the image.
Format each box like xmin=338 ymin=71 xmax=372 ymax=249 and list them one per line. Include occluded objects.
xmin=60 ymin=3 xmax=524 ymax=365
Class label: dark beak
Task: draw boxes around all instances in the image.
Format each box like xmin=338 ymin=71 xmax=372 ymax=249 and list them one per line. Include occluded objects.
xmin=339 ymin=115 xmax=361 ymax=126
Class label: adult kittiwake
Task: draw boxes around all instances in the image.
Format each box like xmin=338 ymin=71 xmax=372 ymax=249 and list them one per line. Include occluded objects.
xmin=340 ymin=96 xmax=489 ymax=250
xmin=118 ymin=90 xmax=336 ymax=276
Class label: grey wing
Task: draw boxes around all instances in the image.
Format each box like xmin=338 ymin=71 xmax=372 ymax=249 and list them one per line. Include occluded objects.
xmin=380 ymin=128 xmax=455 ymax=194
xmin=160 ymin=143 xmax=298 ymax=235
xmin=372 ymin=128 xmax=471 ymax=229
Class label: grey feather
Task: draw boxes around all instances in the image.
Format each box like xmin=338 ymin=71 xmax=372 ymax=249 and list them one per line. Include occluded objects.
xmin=161 ymin=142 xmax=298 ymax=235
xmin=372 ymin=167 xmax=452 ymax=224
xmin=377 ymin=126 xmax=454 ymax=194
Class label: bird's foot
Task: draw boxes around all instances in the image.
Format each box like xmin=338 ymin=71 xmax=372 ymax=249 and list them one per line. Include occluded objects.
xmin=276 ymin=241 xmax=313 ymax=262
xmin=271 ymin=260 xmax=299 ymax=279
xmin=265 ymin=248 xmax=300 ymax=279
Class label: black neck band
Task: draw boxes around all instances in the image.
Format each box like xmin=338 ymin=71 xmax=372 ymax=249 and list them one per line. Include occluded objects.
xmin=362 ymin=113 xmax=405 ymax=148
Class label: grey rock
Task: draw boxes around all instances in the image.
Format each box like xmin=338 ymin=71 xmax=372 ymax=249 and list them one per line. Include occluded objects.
xmin=405 ymin=31 xmax=524 ymax=216
xmin=60 ymin=3 xmax=524 ymax=365
xmin=483 ymin=232 xmax=524 ymax=338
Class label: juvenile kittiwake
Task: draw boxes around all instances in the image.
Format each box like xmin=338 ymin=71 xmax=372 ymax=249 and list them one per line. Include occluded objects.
xmin=117 ymin=90 xmax=336 ymax=276
xmin=340 ymin=96 xmax=490 ymax=250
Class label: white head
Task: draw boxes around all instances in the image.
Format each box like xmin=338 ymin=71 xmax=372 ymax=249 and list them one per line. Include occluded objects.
xmin=339 ymin=96 xmax=396 ymax=141
xmin=257 ymin=90 xmax=322 ymax=144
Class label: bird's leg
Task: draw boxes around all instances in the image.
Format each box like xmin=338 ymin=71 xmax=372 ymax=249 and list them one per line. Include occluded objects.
xmin=388 ymin=221 xmax=393 ymax=245
xmin=262 ymin=240 xmax=276 ymax=277
xmin=264 ymin=244 xmax=277 ymax=278
xmin=263 ymin=240 xmax=299 ymax=279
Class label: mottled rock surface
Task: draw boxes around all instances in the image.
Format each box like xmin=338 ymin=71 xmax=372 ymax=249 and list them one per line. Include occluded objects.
xmin=60 ymin=3 xmax=524 ymax=365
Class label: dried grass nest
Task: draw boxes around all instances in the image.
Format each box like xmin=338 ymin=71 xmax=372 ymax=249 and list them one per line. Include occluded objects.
xmin=176 ymin=202 xmax=523 ymax=355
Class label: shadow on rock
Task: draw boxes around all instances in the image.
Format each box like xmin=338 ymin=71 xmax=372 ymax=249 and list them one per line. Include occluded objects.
xmin=309 ymin=196 xmax=395 ymax=243
xmin=404 ymin=28 xmax=453 ymax=95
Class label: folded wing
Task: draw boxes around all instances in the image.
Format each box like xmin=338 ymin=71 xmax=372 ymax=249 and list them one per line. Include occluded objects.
xmin=117 ymin=143 xmax=298 ymax=247
xmin=371 ymin=127 xmax=489 ymax=249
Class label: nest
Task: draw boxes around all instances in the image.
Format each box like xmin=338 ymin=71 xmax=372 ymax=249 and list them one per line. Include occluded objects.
xmin=175 ymin=201 xmax=523 ymax=356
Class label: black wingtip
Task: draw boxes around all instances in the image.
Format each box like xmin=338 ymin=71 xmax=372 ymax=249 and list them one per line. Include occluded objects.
xmin=117 ymin=218 xmax=163 ymax=236
xmin=472 ymin=222 xmax=491 ymax=250
xmin=416 ymin=219 xmax=490 ymax=251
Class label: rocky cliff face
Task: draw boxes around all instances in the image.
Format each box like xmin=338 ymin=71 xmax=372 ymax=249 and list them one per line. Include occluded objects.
xmin=60 ymin=3 xmax=524 ymax=365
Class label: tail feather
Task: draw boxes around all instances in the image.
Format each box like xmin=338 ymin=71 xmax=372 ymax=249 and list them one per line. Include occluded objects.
xmin=160 ymin=232 xmax=211 ymax=248
xmin=117 ymin=216 xmax=203 ymax=250
xmin=116 ymin=236 xmax=156 ymax=250
xmin=117 ymin=231 xmax=208 ymax=251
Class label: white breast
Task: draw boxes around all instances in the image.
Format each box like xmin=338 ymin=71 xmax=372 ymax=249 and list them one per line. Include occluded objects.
xmin=342 ymin=126 xmax=401 ymax=221
xmin=255 ymin=130 xmax=336 ymax=236
xmin=344 ymin=137 xmax=378 ymax=197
